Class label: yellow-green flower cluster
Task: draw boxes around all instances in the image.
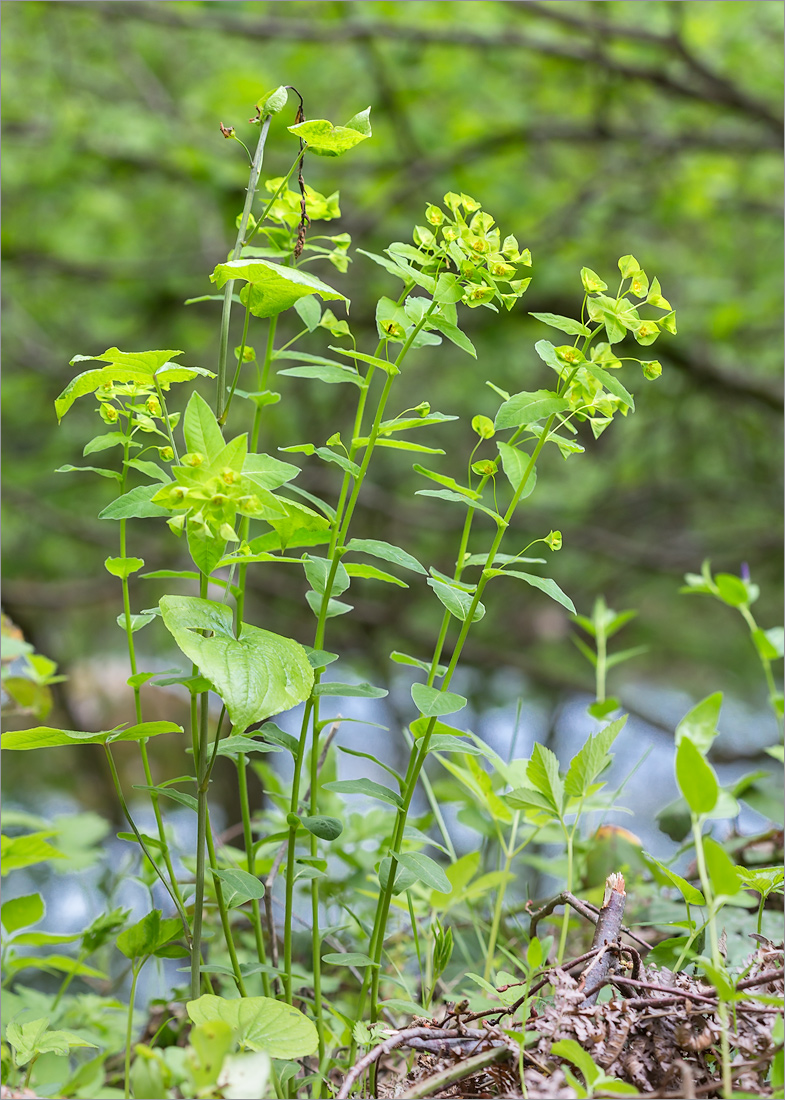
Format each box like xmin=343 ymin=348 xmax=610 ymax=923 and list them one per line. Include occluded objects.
xmin=417 ymin=192 xmax=532 ymax=311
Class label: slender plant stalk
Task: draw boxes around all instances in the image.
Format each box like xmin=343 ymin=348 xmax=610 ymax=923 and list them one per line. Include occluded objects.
xmin=204 ymin=806 xmax=248 ymax=996
xmin=281 ymin=308 xmax=438 ymax=1014
xmin=216 ymin=115 xmax=272 ymax=422
xmin=557 ymin=829 xmax=575 ymax=964
xmin=362 ymin=415 xmax=557 ymax=1027
xmin=103 ymin=746 xmax=190 ymax=934
xmin=190 ymin=573 xmax=212 ymax=1000
xmin=596 ymin=612 xmax=607 ymax=703
xmin=124 ymin=962 xmax=142 ymax=1100
xmin=691 ymin=817 xmax=732 ymax=1100
xmin=483 ymin=811 xmax=520 ymax=983
xmin=236 ymin=752 xmax=272 ymax=996
xmin=738 ymin=603 xmax=782 ymax=728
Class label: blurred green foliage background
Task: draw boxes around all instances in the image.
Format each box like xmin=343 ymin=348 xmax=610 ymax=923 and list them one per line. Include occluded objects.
xmin=2 ymin=0 xmax=782 ymax=756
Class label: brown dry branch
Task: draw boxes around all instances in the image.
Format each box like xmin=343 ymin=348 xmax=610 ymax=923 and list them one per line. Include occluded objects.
xmin=360 ymin=920 xmax=783 ymax=1098
xmin=399 ymin=1044 xmax=512 ymax=1100
xmin=580 ymin=873 xmax=627 ymax=1005
xmin=527 ymin=880 xmax=651 ymax=952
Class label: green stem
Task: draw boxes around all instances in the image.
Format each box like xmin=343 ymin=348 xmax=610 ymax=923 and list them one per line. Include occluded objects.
xmin=205 ymin=805 xmax=248 ymax=996
xmin=216 ymin=115 xmax=272 ymax=422
xmin=691 ymin=816 xmax=732 ymax=1100
xmin=282 ymin=312 xmax=437 ymax=1012
xmin=242 ymin=150 xmax=308 ymax=249
xmin=236 ymin=753 xmax=271 ymax=997
xmin=103 ymin=746 xmax=190 ymax=937
xmin=557 ymin=827 xmax=575 ymax=964
xmin=483 ymin=812 xmax=519 ymax=983
xmin=739 ymin=604 xmax=782 ymax=728
xmin=310 ymin=707 xmax=326 ymax=1081
xmin=363 ymin=414 xmax=557 ymax=1026
xmin=51 ymin=947 xmax=88 ymax=1011
xmin=124 ymin=962 xmax=142 ymax=1100
xmin=153 ymin=380 xmax=181 ymax=466
xmin=191 ymin=572 xmax=211 ymax=1001
xmin=283 ymin=697 xmax=314 ymax=1004
xmin=596 ymin=620 xmax=607 ymax=704
xmin=220 ymin=299 xmax=252 ymax=426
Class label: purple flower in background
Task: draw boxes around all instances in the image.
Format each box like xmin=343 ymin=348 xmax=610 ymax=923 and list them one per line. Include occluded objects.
xmin=740 ymin=562 xmax=751 ymax=582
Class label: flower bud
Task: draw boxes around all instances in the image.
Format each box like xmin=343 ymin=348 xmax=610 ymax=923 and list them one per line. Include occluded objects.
xmin=413 ymin=225 xmax=435 ymax=248
xmin=183 ymin=452 xmax=204 ymax=467
xmin=218 ymin=523 xmax=238 ymax=541
xmin=159 ymin=446 xmax=174 ymax=461
xmin=145 ymin=396 xmax=162 ymax=416
xmin=425 ymin=204 xmax=444 ymax=226
xmin=471 ymin=414 xmax=495 ymax=440
xmin=100 ymin=404 xmax=119 ymax=423
xmin=221 ymin=467 xmax=237 ymax=485
xmin=167 ymin=514 xmax=186 ymax=536
xmin=641 ymin=360 xmax=662 ymax=380
xmin=545 ymin=530 xmax=562 ymax=551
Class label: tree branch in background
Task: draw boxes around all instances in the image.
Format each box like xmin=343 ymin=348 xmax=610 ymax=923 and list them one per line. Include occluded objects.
xmin=72 ymin=1 xmax=783 ymax=136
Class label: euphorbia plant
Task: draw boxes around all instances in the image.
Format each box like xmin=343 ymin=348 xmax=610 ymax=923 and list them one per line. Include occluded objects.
xmin=2 ymin=83 xmax=678 ymax=1098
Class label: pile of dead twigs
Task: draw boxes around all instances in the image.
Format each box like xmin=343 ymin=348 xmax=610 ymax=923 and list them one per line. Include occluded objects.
xmin=336 ymin=876 xmax=784 ymax=1099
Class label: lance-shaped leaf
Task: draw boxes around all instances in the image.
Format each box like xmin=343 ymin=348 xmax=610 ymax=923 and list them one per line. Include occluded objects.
xmin=675 ymin=692 xmax=722 ymax=754
xmin=676 ymin=735 xmax=718 ymax=816
xmin=1 ymin=721 xmax=182 ymax=751
xmin=496 ymin=442 xmax=537 ymax=497
xmin=210 ymin=259 xmax=347 ymax=320
xmin=288 ymin=107 xmax=372 ymax=157
xmin=495 ymin=390 xmax=569 ymax=430
xmin=159 ymin=596 xmax=313 ymax=732
xmin=529 ymin=312 xmax=591 ymax=336
xmin=483 ymin=569 xmax=576 ymax=614
xmin=580 ymin=361 xmax=635 ymax=410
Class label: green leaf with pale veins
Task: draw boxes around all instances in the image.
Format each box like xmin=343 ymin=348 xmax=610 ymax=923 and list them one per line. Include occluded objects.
xmin=396 ymin=851 xmax=451 ymax=893
xmin=211 ymin=259 xmax=347 ymax=319
xmin=1 ymin=721 xmax=181 ymax=750
xmin=496 ymin=442 xmax=537 ymax=497
xmin=187 ymin=995 xmax=318 ymax=1059
xmin=183 ymin=391 xmax=225 ymax=461
xmin=675 ymin=693 xmax=722 ymax=754
xmin=212 ymin=868 xmax=266 ymax=907
xmin=322 ymin=778 xmax=403 ymax=809
xmin=159 ymin=596 xmax=313 ymax=732
xmin=428 ymin=577 xmax=485 ymax=622
xmin=344 ymin=538 xmax=426 ymax=574
xmin=411 ymin=683 xmax=467 ymax=717
xmin=99 ymin=484 xmax=171 ymax=521
xmin=527 ymin=743 xmax=564 ymax=816
xmin=495 ymin=390 xmax=569 ymax=430
xmin=55 ymin=348 xmax=183 ymax=420
xmin=564 ymin=716 xmax=627 ymax=798
xmin=288 ymin=108 xmax=372 ymax=157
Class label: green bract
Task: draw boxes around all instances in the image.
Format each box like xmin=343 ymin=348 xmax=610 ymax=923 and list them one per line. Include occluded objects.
xmin=55 ymin=348 xmax=215 ymax=421
xmin=210 ymin=259 xmax=348 ymax=319
xmin=287 ymin=107 xmax=372 ymax=156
